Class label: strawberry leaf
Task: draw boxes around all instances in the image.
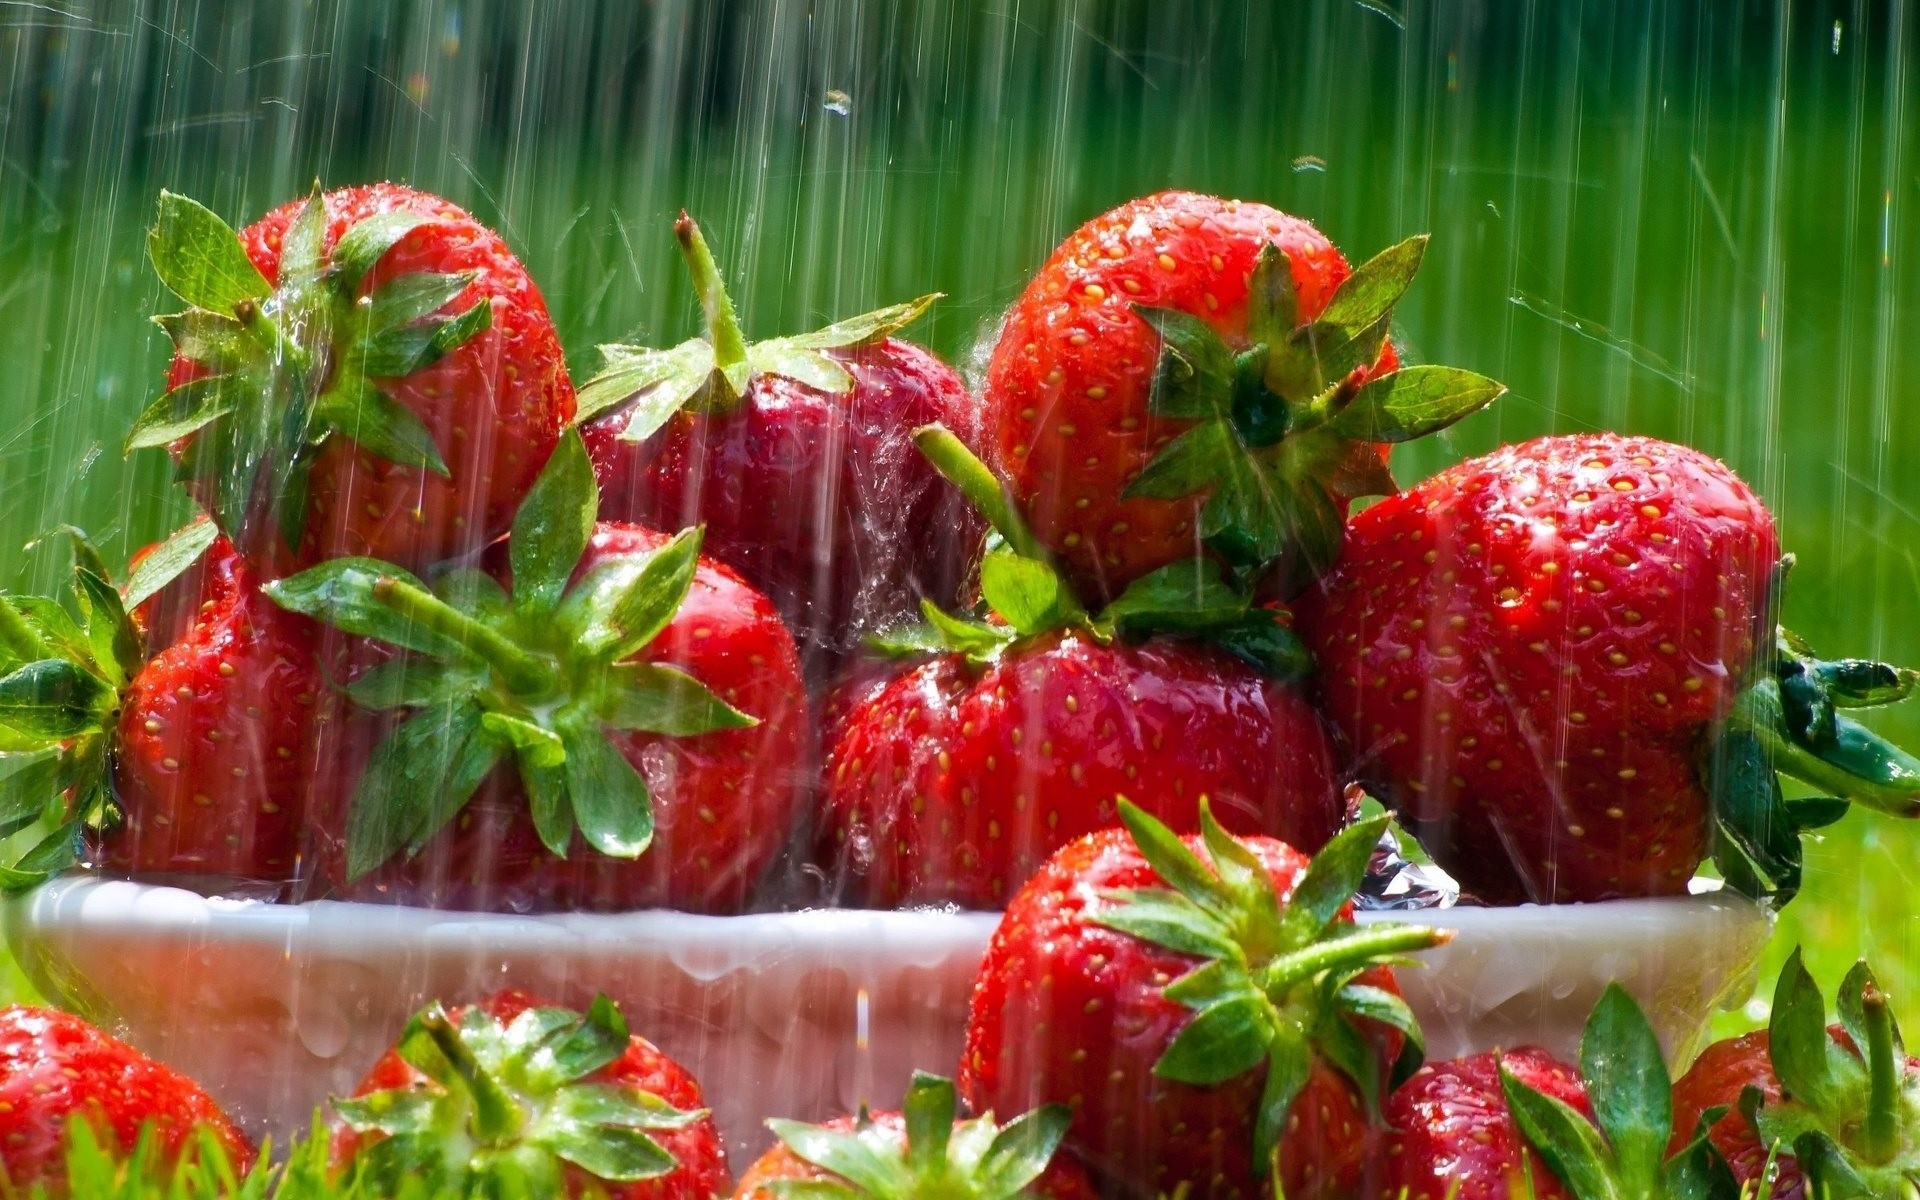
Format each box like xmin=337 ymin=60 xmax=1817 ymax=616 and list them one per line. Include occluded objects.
xmin=1579 ymin=983 xmax=1672 ymax=1190
xmin=330 ymin=211 xmax=433 ymax=288
xmin=367 ymin=271 xmax=478 ymax=334
xmin=1155 ymin=993 xmax=1276 ymax=1085
xmin=978 ymin=549 xmax=1075 ymax=637
xmin=312 ymin=375 xmax=450 ymax=475
xmin=1501 ymin=1064 xmax=1616 ymax=1200
xmin=280 ymin=186 xmax=329 ymax=290
xmin=579 ymin=339 xmax=718 ymax=432
xmin=510 ymin=430 xmax=597 ymax=619
xmin=154 ymin=309 xmax=249 ymax=370
xmin=902 ymin=1071 xmax=956 ymax=1172
xmin=974 ymin=1103 xmax=1072 ymax=1199
xmin=267 ymin=559 xmax=478 ymax=661
xmin=768 ymin=1121 xmax=911 ymax=1196
xmin=562 ymin=723 xmax=653 ymax=859
xmin=568 ymin=528 xmax=703 ymax=664
xmin=362 ymin=298 xmax=492 ymax=378
xmin=0 ymin=659 xmax=112 ymax=739
xmin=1136 ymin=306 xmax=1235 ymax=421
xmin=779 ymin=293 xmax=938 ymax=352
xmin=124 ymin=375 xmax=240 ymax=452
xmin=1243 ymin=245 xmax=1301 ymax=345
xmin=148 ymin=191 xmax=271 ymax=313
xmin=345 ymin=700 xmax=496 ymax=880
xmin=1768 ymin=949 xmax=1846 ymax=1115
xmin=121 ymin=518 xmax=217 ymax=611
xmin=1325 ymin=364 xmax=1506 ymax=443
xmin=342 ymin=659 xmax=487 ymax=712
xmin=594 ymin=663 xmax=757 ymax=736
xmin=1274 ymin=813 xmax=1389 ymax=944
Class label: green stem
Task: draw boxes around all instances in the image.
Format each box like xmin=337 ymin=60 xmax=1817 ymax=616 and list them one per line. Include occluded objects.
xmin=1727 ymin=683 xmax=1920 ymax=817
xmin=1862 ymin=987 xmax=1900 ymax=1164
xmin=0 ymin=597 xmax=48 ymax=664
xmin=370 ymin=574 xmax=555 ymax=696
xmin=1256 ymin=922 xmax=1451 ymax=997
xmin=417 ymin=1009 xmax=527 ymax=1146
xmin=674 ymin=212 xmax=749 ymax=380
xmin=911 ymin=424 xmax=1049 ymax=562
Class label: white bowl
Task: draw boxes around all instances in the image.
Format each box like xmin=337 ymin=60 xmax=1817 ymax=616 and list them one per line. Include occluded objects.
xmin=3 ymin=878 xmax=1769 ymax=1171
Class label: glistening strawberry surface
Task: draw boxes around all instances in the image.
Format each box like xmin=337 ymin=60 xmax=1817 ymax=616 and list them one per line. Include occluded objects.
xmin=141 ymin=183 xmax=574 ymax=573
xmin=332 ymin=990 xmax=727 ymax=1199
xmin=982 ymin=191 xmax=1500 ymax=602
xmin=961 ymin=805 xmax=1442 ymax=1200
xmin=580 ymin=216 xmax=982 ymax=676
xmin=0 ymin=1005 xmax=253 ymax=1192
xmin=1297 ymin=432 xmax=1920 ymax=904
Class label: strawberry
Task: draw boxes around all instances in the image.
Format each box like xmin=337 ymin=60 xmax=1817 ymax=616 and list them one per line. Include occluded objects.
xmin=981 ymin=190 xmax=1502 ymax=602
xmin=99 ymin=534 xmax=321 ymax=888
xmin=1368 ymin=1047 xmax=1587 ymax=1200
xmin=0 ymin=1004 xmax=252 ymax=1191
xmin=1668 ymin=950 xmax=1920 ymax=1198
xmin=332 ymin=990 xmax=727 ymax=1199
xmin=959 ymin=801 xmax=1445 ymax=1200
xmin=734 ymin=1072 xmax=1094 ymax=1200
xmin=578 ymin=214 xmax=983 ymax=677
xmin=1371 ymin=986 xmax=1738 ymax=1200
xmin=1294 ymin=432 xmax=1920 ymax=904
xmin=133 ymin=183 xmax=575 ymax=574
xmin=268 ymin=430 xmax=808 ymax=913
xmin=821 ymin=428 xmax=1343 ymax=909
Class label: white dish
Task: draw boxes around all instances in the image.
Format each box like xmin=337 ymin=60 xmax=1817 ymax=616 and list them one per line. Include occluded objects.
xmin=3 ymin=878 xmax=1769 ymax=1171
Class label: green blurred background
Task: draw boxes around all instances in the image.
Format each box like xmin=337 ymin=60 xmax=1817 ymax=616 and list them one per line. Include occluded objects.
xmin=1 ymin=0 xmax=1916 ymax=1038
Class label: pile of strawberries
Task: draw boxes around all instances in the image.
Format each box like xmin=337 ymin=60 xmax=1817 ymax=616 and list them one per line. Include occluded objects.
xmin=1 ymin=181 xmax=1919 ymax=1194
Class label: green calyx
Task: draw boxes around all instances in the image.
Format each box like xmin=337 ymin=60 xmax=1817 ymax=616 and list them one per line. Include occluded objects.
xmin=133 ymin=185 xmax=488 ymax=551
xmin=0 ymin=522 xmax=213 ymax=892
xmin=1501 ymin=983 xmax=1742 ymax=1200
xmin=1702 ymin=557 xmax=1920 ymax=908
xmin=264 ymin=429 xmax=757 ymax=881
xmin=574 ymin=211 xmax=938 ymax=440
xmin=1123 ymin=236 xmax=1505 ymax=591
xmin=865 ymin=425 xmax=1312 ymax=679
xmin=764 ymin=1072 xmax=1071 ymax=1200
xmin=334 ymin=994 xmax=705 ymax=1197
xmin=1091 ymin=801 xmax=1447 ymax=1182
xmin=1744 ymin=950 xmax=1920 ymax=1196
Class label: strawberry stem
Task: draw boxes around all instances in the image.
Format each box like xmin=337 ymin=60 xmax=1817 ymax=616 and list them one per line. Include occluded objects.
xmin=1863 ymin=986 xmax=1900 ymax=1163
xmin=911 ymin=424 xmax=1048 ymax=562
xmin=416 ymin=1008 xmax=527 ymax=1145
xmin=674 ymin=212 xmax=749 ymax=387
xmin=1256 ymin=922 xmax=1451 ymax=996
xmin=370 ymin=574 xmax=555 ymax=696
xmin=0 ymin=596 xmax=49 ymax=664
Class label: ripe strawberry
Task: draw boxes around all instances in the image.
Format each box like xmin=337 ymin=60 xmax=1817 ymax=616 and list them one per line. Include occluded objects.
xmin=960 ymin=802 xmax=1444 ymax=1200
xmin=821 ymin=428 xmax=1343 ymax=909
xmin=1295 ymin=432 xmax=1920 ymax=904
xmin=270 ymin=431 xmax=808 ymax=913
xmin=1367 ymin=1047 xmax=1588 ymax=1200
xmin=100 ymin=534 xmax=321 ymax=888
xmin=981 ymin=190 xmax=1502 ymax=602
xmin=1668 ymin=950 xmax=1920 ymax=1198
xmin=134 ymin=183 xmax=575 ymax=573
xmin=578 ymin=214 xmax=983 ymax=678
xmin=735 ymin=1072 xmax=1095 ymax=1200
xmin=332 ymin=990 xmax=727 ymax=1198
xmin=0 ymin=1004 xmax=252 ymax=1190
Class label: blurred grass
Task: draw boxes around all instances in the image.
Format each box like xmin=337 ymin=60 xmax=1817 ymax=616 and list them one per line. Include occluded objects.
xmin=2 ymin=0 xmax=1918 ymax=1046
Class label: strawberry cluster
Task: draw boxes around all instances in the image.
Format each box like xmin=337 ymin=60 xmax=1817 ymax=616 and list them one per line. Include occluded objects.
xmin=0 ymin=182 xmax=1918 ymax=1194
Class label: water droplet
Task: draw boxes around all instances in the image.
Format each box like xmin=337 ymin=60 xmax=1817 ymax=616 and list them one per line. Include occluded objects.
xmin=1291 ymin=155 xmax=1326 ymax=174
xmin=823 ymin=89 xmax=852 ymax=116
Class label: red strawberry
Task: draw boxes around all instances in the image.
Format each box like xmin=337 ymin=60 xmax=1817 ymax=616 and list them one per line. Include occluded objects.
xmin=333 ymin=990 xmax=727 ymax=1199
xmin=734 ymin=1072 xmax=1095 ymax=1200
xmin=271 ymin=431 xmax=808 ymax=913
xmin=960 ymin=802 xmax=1444 ymax=1200
xmin=820 ymin=428 xmax=1344 ymax=909
xmin=100 ymin=535 xmax=321 ymax=889
xmin=0 ymin=1005 xmax=252 ymax=1190
xmin=1366 ymin=1047 xmax=1588 ymax=1200
xmin=137 ymin=183 xmax=575 ymax=573
xmin=579 ymin=214 xmax=983 ymax=677
xmin=981 ymin=190 xmax=1500 ymax=602
xmin=1295 ymin=432 xmax=1920 ymax=904
xmin=1668 ymin=951 xmax=1920 ymax=1198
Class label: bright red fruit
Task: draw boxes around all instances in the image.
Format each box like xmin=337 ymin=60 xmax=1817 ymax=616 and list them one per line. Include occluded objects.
xmin=579 ymin=215 xmax=982 ymax=677
xmin=1667 ymin=1030 xmax=1796 ymax=1196
xmin=961 ymin=805 xmax=1441 ymax=1200
xmin=981 ymin=191 xmax=1484 ymax=603
xmin=822 ymin=631 xmax=1342 ymax=908
xmin=734 ymin=1073 xmax=1095 ymax=1200
xmin=334 ymin=990 xmax=727 ymax=1199
xmin=144 ymin=183 xmax=575 ymax=573
xmin=0 ymin=1005 xmax=252 ymax=1190
xmin=100 ymin=537 xmax=320 ymax=889
xmin=1365 ymin=1048 xmax=1588 ymax=1200
xmin=1297 ymin=432 xmax=1920 ymax=904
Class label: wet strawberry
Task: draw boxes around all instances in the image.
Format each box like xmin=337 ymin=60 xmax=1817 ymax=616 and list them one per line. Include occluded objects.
xmin=1366 ymin=1047 xmax=1587 ymax=1200
xmin=334 ymin=990 xmax=727 ymax=1199
xmin=137 ymin=183 xmax=574 ymax=574
xmin=0 ymin=1005 xmax=252 ymax=1191
xmin=272 ymin=432 xmax=807 ymax=913
xmin=1296 ymin=433 xmax=1920 ymax=904
xmin=961 ymin=803 xmax=1443 ymax=1200
xmin=579 ymin=214 xmax=982 ymax=678
xmin=981 ymin=190 xmax=1500 ymax=601
xmin=734 ymin=1073 xmax=1094 ymax=1200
